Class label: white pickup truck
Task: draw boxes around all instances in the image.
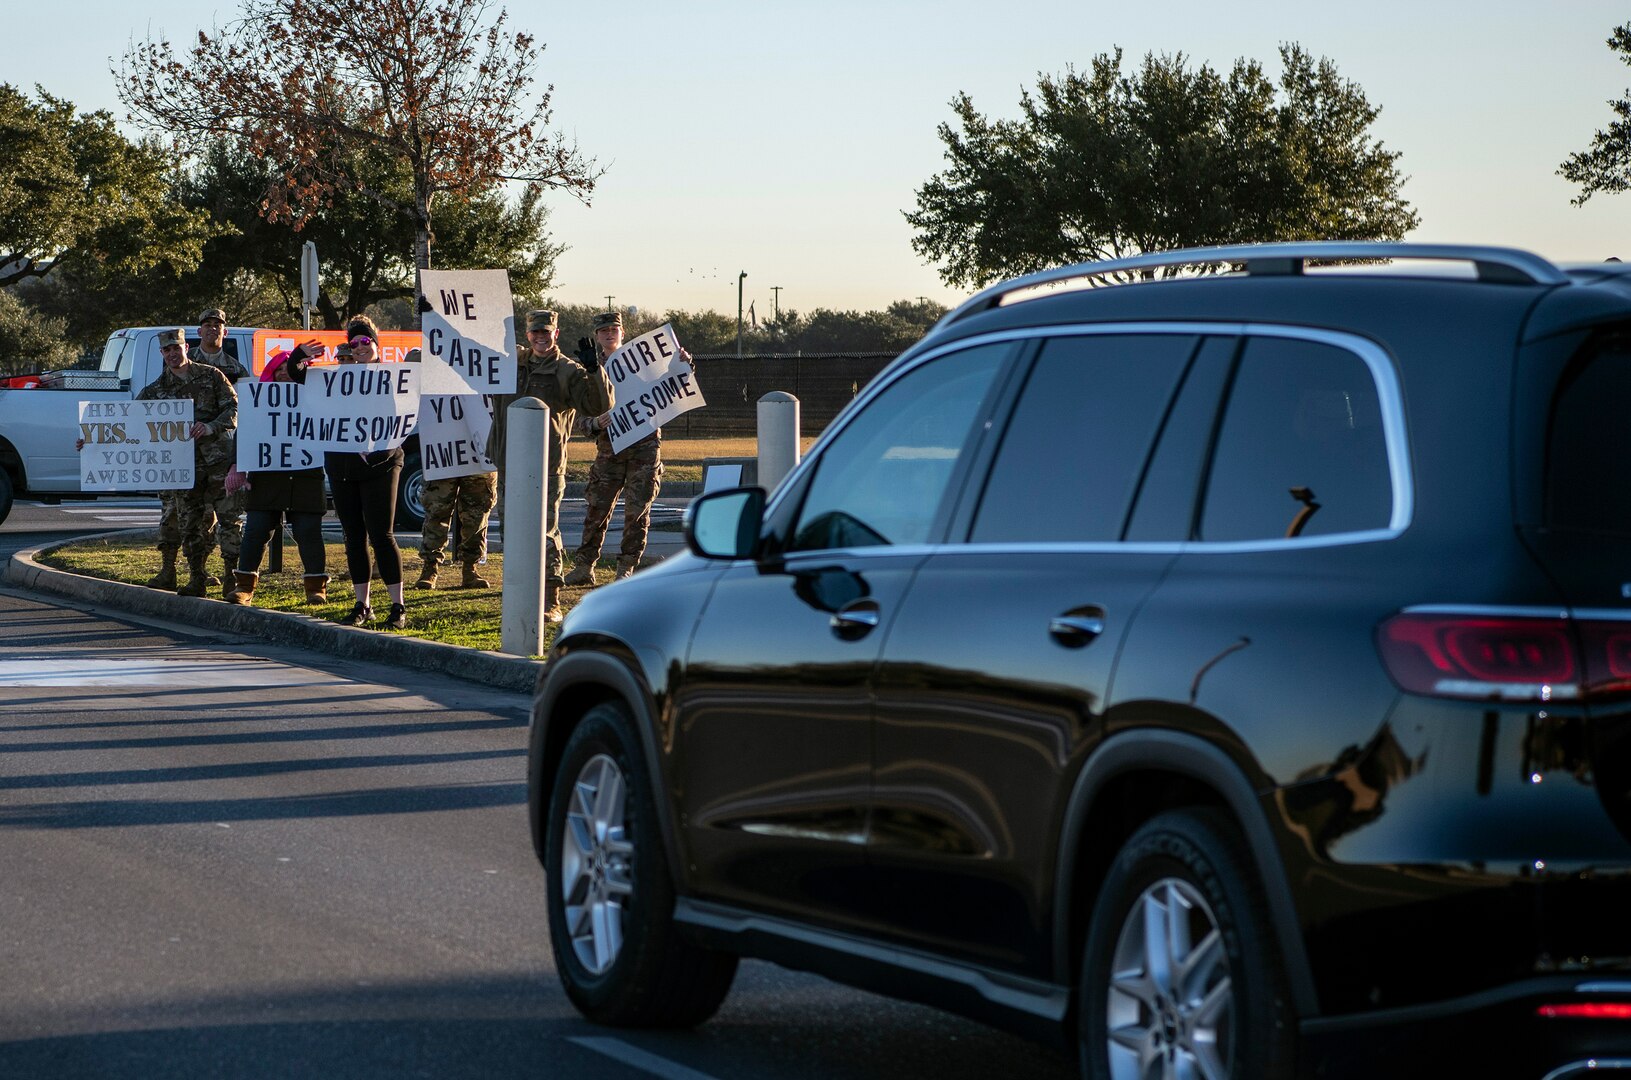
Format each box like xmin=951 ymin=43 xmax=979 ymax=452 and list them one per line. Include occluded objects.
xmin=0 ymin=325 xmax=428 ymax=527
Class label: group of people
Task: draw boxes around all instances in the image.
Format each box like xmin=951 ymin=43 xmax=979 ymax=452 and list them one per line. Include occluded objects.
xmin=114 ymin=305 xmax=687 ymax=631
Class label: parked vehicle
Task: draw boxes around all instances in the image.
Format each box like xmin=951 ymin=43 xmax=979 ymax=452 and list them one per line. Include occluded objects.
xmin=0 ymin=325 xmax=426 ymax=527
xmin=528 ymin=243 xmax=1631 ymax=1078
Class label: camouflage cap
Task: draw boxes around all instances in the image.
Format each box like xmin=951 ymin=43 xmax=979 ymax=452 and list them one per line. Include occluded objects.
xmin=157 ymin=328 xmax=186 ymax=349
xmin=198 ymin=308 xmax=227 ymax=325
xmin=333 ymin=342 xmax=354 ymax=361
xmin=592 ymin=311 xmax=623 ymax=331
xmin=526 ymin=309 xmax=559 ymax=332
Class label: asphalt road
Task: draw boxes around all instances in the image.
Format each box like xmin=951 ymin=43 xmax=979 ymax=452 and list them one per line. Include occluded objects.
xmin=0 ymin=544 xmax=1071 ymax=1078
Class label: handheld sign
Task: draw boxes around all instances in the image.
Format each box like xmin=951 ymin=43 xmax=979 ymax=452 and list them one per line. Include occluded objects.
xmin=303 ymin=364 xmax=421 ymax=453
xmin=418 ymin=269 xmax=517 ymax=396
xmin=79 ymin=399 xmax=195 ymax=490
xmin=419 ymin=394 xmax=497 ymax=481
xmin=236 ymin=378 xmax=319 ymax=473
xmin=602 ymin=324 xmax=706 ymax=454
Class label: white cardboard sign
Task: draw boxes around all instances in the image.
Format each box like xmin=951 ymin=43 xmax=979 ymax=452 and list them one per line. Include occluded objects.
xmin=78 ymin=399 xmax=195 ymax=490
xmin=418 ymin=269 xmax=517 ymax=396
xmin=418 ymin=394 xmax=496 ymax=481
xmin=602 ymin=324 xmax=705 ymax=454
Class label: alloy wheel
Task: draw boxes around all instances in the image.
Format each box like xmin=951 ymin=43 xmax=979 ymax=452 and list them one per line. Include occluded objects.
xmin=559 ymin=752 xmax=634 ymax=974
xmin=1105 ymin=877 xmax=1233 ymax=1080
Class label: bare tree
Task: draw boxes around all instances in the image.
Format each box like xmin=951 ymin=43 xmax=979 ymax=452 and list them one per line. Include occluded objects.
xmin=118 ymin=0 xmax=599 ymax=283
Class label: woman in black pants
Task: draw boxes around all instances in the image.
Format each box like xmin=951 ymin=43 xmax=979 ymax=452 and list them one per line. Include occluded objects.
xmin=325 ymin=316 xmax=407 ymax=629
xmin=230 ymin=343 xmax=329 ymax=606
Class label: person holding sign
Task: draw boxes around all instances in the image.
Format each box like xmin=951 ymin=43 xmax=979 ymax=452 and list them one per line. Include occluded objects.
xmin=323 ymin=317 xmax=408 ymax=630
xmin=565 ymin=312 xmax=695 ymax=586
xmin=229 ymin=345 xmax=330 ymax=608
xmin=129 ymin=328 xmax=238 ymax=598
xmin=487 ymin=309 xmax=612 ymax=622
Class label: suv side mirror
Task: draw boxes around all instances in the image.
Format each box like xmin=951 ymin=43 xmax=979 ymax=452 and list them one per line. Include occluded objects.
xmin=685 ymin=486 xmax=766 ymax=559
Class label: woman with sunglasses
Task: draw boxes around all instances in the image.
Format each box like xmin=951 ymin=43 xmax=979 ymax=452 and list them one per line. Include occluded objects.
xmin=324 ymin=316 xmax=407 ymax=629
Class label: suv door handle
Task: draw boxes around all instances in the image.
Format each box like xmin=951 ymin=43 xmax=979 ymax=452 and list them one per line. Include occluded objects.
xmin=1049 ymin=609 xmax=1106 ymax=648
xmin=831 ymin=599 xmax=882 ymax=640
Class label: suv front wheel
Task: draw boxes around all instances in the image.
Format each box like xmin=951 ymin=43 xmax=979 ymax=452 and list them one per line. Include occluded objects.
xmin=544 ymin=702 xmax=738 ymax=1027
xmin=1080 ymin=809 xmax=1295 ymax=1079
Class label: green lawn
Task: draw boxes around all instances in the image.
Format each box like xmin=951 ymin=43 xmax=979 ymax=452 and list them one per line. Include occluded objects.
xmin=38 ymin=536 xmax=614 ymax=654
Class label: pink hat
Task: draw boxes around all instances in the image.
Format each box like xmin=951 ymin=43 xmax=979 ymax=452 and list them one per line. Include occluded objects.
xmin=261 ymin=349 xmax=291 ymax=382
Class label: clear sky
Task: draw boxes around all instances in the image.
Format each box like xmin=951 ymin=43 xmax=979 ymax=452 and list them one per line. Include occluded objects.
xmin=14 ymin=1 xmax=1631 ymax=318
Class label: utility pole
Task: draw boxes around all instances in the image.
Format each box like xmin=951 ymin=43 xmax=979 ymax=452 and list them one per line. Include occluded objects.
xmin=604 ymin=295 xmax=615 ymax=311
xmin=737 ymin=271 xmax=747 ymax=358
xmin=770 ymin=286 xmax=782 ymax=321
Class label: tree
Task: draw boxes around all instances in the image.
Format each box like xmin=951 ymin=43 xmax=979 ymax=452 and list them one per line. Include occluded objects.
xmin=906 ymin=46 xmax=1417 ymax=289
xmin=1560 ymin=23 xmax=1631 ymax=205
xmin=0 ymin=291 xmax=78 ymax=374
xmin=118 ymin=0 xmax=599 ymax=282
xmin=0 ymin=84 xmax=214 ymax=289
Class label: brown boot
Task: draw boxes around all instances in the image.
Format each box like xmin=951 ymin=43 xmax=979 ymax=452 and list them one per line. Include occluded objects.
xmin=146 ymin=550 xmax=178 ymax=590
xmin=544 ymin=586 xmax=563 ymax=624
xmin=415 ymin=558 xmax=440 ymax=590
xmin=460 ymin=562 xmax=490 ymax=588
xmin=563 ymin=560 xmax=596 ymax=587
xmin=227 ymin=571 xmax=257 ymax=605
xmin=612 ymin=558 xmax=638 ymax=582
xmin=303 ymin=574 xmax=329 ymax=604
xmin=176 ymin=555 xmax=209 ymax=598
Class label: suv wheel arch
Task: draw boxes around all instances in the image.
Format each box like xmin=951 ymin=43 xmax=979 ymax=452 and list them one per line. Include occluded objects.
xmin=530 ymin=649 xmax=686 ymax=888
xmin=1054 ymin=729 xmax=1320 ymax=1020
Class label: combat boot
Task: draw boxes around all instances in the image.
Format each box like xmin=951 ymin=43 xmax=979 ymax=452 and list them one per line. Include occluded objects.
xmin=564 ymin=560 xmax=596 ymax=587
xmin=612 ymin=558 xmax=638 ymax=582
xmin=145 ymin=550 xmax=178 ymax=590
xmin=544 ymin=585 xmax=563 ymax=625
xmin=303 ymin=574 xmax=329 ymax=604
xmin=176 ymin=556 xmax=209 ymax=597
xmin=460 ymin=561 xmax=490 ymax=589
xmin=227 ymin=571 xmax=257 ymax=606
xmin=415 ymin=558 xmax=440 ymax=590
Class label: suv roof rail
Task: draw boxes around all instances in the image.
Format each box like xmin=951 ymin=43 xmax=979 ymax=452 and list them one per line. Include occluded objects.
xmin=941 ymin=242 xmax=1569 ymax=328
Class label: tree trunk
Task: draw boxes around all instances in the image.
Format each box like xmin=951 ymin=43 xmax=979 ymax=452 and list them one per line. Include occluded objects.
xmin=413 ymin=193 xmax=432 ymax=331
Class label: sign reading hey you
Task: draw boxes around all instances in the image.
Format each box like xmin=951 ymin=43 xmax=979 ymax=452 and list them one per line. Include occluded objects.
xmin=418 ymin=269 xmax=516 ymax=396
xmin=602 ymin=324 xmax=705 ymax=454
xmin=78 ymin=399 xmax=195 ymax=490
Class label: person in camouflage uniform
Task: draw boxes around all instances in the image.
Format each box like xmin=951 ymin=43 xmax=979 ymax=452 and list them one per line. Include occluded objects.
xmin=487 ymin=309 xmax=612 ymax=622
xmin=416 ymin=469 xmax=499 ymax=589
xmin=136 ymin=328 xmax=239 ymax=598
xmin=565 ymin=311 xmax=694 ymax=587
xmin=149 ymin=308 xmax=249 ymax=595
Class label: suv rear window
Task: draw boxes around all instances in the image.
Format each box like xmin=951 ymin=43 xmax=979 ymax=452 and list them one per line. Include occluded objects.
xmin=1547 ymin=340 xmax=1631 ymax=534
xmin=1200 ymin=337 xmax=1392 ymax=542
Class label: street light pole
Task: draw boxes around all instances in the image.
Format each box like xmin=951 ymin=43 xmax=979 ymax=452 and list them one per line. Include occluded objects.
xmin=737 ymin=271 xmax=747 ymax=358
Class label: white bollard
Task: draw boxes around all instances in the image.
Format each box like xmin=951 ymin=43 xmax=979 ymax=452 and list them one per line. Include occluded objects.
xmin=756 ymin=391 xmax=800 ymax=492
xmin=500 ymin=397 xmax=549 ymax=656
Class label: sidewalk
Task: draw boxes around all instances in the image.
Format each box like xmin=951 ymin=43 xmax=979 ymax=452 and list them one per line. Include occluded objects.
xmin=2 ymin=496 xmax=696 ymax=695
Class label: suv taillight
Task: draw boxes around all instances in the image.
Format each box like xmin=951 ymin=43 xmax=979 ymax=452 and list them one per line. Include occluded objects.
xmin=1378 ymin=612 xmax=1631 ymax=702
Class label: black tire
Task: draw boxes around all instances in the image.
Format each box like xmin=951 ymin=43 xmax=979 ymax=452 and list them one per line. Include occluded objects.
xmin=545 ymin=701 xmax=737 ymax=1027
xmin=396 ymin=449 xmax=425 ymax=530
xmin=0 ymin=468 xmax=12 ymax=527
xmin=1080 ymin=809 xmax=1295 ymax=1080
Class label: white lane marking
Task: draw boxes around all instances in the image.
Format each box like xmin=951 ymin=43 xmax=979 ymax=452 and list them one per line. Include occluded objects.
xmin=567 ymin=1037 xmax=722 ymax=1080
xmin=0 ymin=658 xmax=340 ymax=688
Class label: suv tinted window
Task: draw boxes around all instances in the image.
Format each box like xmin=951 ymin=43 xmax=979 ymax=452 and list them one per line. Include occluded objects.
xmin=790 ymin=344 xmax=1006 ymax=551
xmin=1200 ymin=336 xmax=1391 ymax=542
xmin=971 ymin=334 xmax=1195 ymax=543
xmin=1547 ymin=340 xmax=1631 ymax=534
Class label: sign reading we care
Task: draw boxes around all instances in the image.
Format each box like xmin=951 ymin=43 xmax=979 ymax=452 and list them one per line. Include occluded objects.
xmin=418 ymin=269 xmax=516 ymax=396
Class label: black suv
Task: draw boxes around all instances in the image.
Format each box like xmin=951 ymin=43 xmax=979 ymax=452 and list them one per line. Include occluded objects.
xmin=528 ymin=243 xmax=1631 ymax=1078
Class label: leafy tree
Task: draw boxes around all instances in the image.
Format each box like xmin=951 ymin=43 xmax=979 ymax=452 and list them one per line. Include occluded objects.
xmin=0 ymin=290 xmax=78 ymax=374
xmin=906 ymin=46 xmax=1418 ymax=288
xmin=118 ymin=0 xmax=598 ymax=284
xmin=1560 ymin=23 xmax=1631 ymax=205
xmin=0 ymin=84 xmax=214 ymax=289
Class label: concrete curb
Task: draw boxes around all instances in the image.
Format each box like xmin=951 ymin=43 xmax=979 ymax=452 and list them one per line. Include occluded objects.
xmin=4 ymin=532 xmax=544 ymax=695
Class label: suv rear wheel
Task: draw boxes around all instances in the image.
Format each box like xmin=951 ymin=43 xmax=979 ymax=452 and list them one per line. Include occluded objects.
xmin=1080 ymin=809 xmax=1294 ymax=1079
xmin=545 ymin=702 xmax=738 ymax=1027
